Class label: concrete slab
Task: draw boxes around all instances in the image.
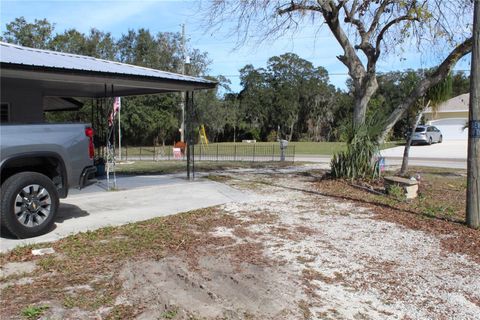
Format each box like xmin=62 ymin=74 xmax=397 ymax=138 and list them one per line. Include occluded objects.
xmin=0 ymin=175 xmax=255 ymax=252
xmin=380 ymin=140 xmax=467 ymax=160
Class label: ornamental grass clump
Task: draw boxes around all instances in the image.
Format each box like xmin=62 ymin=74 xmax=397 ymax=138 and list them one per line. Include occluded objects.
xmin=331 ymin=117 xmax=383 ymax=180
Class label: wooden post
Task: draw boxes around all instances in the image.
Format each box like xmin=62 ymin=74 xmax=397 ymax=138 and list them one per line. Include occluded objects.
xmin=467 ymin=0 xmax=480 ymax=229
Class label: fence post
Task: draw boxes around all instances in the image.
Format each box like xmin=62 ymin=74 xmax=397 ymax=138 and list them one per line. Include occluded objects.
xmin=153 ymin=145 xmax=156 ymax=161
xmin=272 ymin=144 xmax=274 ymax=161
xmin=253 ymin=144 xmax=256 ymax=162
xmin=234 ymin=144 xmax=237 ymax=161
xmin=216 ymin=144 xmax=219 ymax=162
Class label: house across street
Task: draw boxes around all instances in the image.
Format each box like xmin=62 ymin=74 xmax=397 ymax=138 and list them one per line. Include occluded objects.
xmin=424 ymin=93 xmax=469 ymax=141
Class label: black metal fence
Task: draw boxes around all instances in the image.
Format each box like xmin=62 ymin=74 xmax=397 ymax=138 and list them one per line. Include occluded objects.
xmin=116 ymin=143 xmax=295 ymax=162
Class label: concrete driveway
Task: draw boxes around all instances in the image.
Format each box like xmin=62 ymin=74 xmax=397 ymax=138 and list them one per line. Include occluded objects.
xmin=380 ymin=140 xmax=467 ymax=160
xmin=380 ymin=140 xmax=467 ymax=169
xmin=0 ymin=174 xmax=255 ymax=252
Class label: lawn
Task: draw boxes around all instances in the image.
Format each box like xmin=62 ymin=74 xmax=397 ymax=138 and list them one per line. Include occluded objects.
xmin=118 ymin=141 xmax=404 ymax=158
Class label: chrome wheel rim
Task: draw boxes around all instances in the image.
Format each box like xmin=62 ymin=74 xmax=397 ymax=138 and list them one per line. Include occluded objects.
xmin=14 ymin=184 xmax=51 ymax=227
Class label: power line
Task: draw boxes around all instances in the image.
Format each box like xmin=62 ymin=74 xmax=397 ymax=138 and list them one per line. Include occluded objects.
xmin=218 ymin=69 xmax=471 ymax=78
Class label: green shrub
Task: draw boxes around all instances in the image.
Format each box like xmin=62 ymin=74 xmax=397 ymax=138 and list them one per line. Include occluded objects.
xmin=248 ymin=128 xmax=261 ymax=141
xmin=386 ymin=184 xmax=405 ymax=200
xmin=331 ymin=116 xmax=383 ymax=180
xmin=266 ymin=130 xmax=278 ymax=142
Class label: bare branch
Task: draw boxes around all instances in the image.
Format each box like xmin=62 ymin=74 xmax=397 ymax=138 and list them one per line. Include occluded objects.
xmin=366 ymin=0 xmax=393 ymax=37
xmin=374 ymin=15 xmax=419 ymax=61
xmin=379 ymin=36 xmax=473 ymax=142
xmin=277 ymin=1 xmax=367 ymax=84
xmin=277 ymin=2 xmax=321 ymax=15
xmin=342 ymin=3 xmax=367 ymax=38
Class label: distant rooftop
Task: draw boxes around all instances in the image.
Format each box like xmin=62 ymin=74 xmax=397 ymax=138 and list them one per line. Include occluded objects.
xmin=0 ymin=41 xmax=216 ymax=97
xmin=424 ymin=93 xmax=469 ymax=113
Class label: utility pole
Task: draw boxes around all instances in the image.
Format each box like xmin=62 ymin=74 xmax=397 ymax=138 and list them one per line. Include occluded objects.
xmin=180 ymin=23 xmax=186 ymax=142
xmin=467 ymin=0 xmax=480 ymax=229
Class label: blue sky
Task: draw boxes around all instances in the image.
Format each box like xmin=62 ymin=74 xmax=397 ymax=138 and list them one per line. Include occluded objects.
xmin=1 ymin=0 xmax=472 ymax=92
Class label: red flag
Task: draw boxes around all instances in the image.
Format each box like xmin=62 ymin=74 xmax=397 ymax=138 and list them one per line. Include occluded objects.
xmin=108 ymin=97 xmax=121 ymax=127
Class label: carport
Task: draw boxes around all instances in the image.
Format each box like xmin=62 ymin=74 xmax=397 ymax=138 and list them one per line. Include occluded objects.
xmin=0 ymin=41 xmax=217 ymax=179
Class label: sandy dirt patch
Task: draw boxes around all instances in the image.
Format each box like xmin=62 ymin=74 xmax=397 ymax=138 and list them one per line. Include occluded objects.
xmin=112 ymin=169 xmax=480 ymax=319
xmin=1 ymin=167 xmax=479 ymax=320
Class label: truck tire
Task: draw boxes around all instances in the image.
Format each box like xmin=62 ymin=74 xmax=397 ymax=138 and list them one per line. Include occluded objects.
xmin=1 ymin=172 xmax=59 ymax=238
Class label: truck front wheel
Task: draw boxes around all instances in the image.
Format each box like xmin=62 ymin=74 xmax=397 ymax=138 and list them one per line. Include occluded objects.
xmin=1 ymin=172 xmax=59 ymax=238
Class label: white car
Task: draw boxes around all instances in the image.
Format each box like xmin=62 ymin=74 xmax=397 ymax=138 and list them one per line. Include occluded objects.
xmin=411 ymin=125 xmax=443 ymax=145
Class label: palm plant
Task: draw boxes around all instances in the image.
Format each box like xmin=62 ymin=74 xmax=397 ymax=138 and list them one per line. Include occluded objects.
xmin=331 ymin=114 xmax=385 ymax=180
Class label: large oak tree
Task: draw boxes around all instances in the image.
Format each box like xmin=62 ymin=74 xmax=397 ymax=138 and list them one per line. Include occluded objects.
xmin=204 ymin=0 xmax=473 ymax=142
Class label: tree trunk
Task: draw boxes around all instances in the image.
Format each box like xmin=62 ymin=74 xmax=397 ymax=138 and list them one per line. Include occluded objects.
xmin=315 ymin=117 xmax=321 ymax=142
xmin=288 ymin=115 xmax=297 ymax=142
xmin=400 ymin=109 xmax=425 ymax=176
xmin=353 ymin=75 xmax=378 ymax=127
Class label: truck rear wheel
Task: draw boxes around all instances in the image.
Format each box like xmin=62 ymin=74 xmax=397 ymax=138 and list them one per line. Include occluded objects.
xmin=1 ymin=172 xmax=59 ymax=238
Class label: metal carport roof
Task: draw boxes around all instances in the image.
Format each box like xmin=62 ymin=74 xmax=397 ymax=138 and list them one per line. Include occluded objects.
xmin=0 ymin=41 xmax=217 ymax=97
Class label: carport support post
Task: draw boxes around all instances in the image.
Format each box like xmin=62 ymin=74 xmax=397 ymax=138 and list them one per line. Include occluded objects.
xmin=186 ymin=91 xmax=195 ymax=180
xmin=467 ymin=0 xmax=480 ymax=229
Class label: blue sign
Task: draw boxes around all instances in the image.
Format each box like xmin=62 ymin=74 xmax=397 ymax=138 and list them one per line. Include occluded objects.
xmin=470 ymin=120 xmax=480 ymax=138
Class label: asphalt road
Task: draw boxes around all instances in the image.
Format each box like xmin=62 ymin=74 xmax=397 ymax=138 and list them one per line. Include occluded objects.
xmin=296 ymin=140 xmax=467 ymax=169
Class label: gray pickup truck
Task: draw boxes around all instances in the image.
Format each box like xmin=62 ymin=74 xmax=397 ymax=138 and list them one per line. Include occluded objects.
xmin=0 ymin=123 xmax=96 ymax=238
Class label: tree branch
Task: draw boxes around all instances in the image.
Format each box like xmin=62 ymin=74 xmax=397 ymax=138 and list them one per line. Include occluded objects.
xmin=342 ymin=3 xmax=367 ymax=38
xmin=374 ymin=15 xmax=418 ymax=61
xmin=277 ymin=3 xmax=322 ymax=15
xmin=378 ymin=36 xmax=473 ymax=143
xmin=278 ymin=1 xmax=367 ymax=86
xmin=366 ymin=0 xmax=393 ymax=37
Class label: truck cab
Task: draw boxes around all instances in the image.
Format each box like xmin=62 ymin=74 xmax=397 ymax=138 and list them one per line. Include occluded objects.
xmin=0 ymin=123 xmax=96 ymax=238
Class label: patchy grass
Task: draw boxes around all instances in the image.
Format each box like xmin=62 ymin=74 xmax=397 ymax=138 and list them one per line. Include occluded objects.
xmin=21 ymin=305 xmax=49 ymax=320
xmin=105 ymin=304 xmax=140 ymax=320
xmin=317 ymin=167 xmax=467 ymax=223
xmin=161 ymin=307 xmax=178 ymax=319
xmin=0 ymin=166 xmax=478 ymax=319
xmin=0 ymin=207 xmax=240 ymax=319
xmin=115 ymin=160 xmax=297 ymax=175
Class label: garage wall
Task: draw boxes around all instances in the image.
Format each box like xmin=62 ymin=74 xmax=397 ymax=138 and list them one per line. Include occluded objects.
xmin=428 ymin=118 xmax=468 ymax=140
xmin=424 ymin=111 xmax=468 ymax=122
xmin=0 ymin=79 xmax=44 ymax=123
